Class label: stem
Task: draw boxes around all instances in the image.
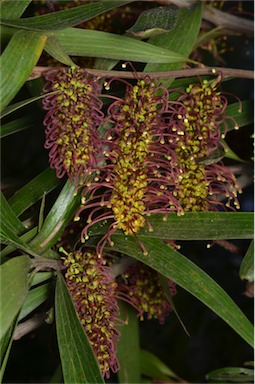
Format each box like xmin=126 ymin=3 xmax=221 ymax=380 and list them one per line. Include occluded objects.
xmin=203 ymin=6 xmax=254 ymax=37
xmin=30 ymin=66 xmax=254 ymax=80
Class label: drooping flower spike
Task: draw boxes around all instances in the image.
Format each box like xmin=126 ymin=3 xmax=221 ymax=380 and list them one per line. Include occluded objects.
xmin=62 ymin=249 xmax=123 ymax=378
xmin=167 ymin=78 xmax=241 ymax=212
xmin=42 ymin=66 xmax=104 ymax=186
xmin=118 ymin=262 xmax=176 ymax=324
xmin=75 ymin=76 xmax=184 ymax=256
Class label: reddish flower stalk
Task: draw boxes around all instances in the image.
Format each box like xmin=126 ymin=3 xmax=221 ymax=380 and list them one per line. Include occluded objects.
xmin=62 ymin=249 xmax=122 ymax=378
xmin=42 ymin=66 xmax=104 ymax=186
xmin=167 ymin=79 xmax=241 ymax=211
xmin=75 ymin=77 xmax=184 ymax=255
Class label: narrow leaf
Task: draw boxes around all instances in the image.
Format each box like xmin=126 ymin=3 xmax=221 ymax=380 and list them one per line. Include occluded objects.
xmin=55 ymin=273 xmax=104 ymax=384
xmin=223 ymin=100 xmax=254 ymax=132
xmin=0 ymin=320 xmax=17 ymax=382
xmin=206 ymin=367 xmax=254 ymax=383
xmin=52 ymin=28 xmax=186 ymax=64
xmin=29 ymin=180 xmax=80 ymax=254
xmin=18 ymin=282 xmax=51 ymax=321
xmin=0 ymin=1 xmax=133 ymax=31
xmin=44 ymin=36 xmax=75 ymax=66
xmin=127 ymin=5 xmax=179 ymax=38
xmin=108 ymin=237 xmax=254 ymax=347
xmin=0 ymin=30 xmax=47 ymax=111
xmin=117 ymin=302 xmax=141 ymax=383
xmin=0 ymin=115 xmax=39 ymax=138
xmin=0 ymin=0 xmax=31 ymax=19
xmin=144 ymin=4 xmax=202 ymax=87
xmin=0 ymin=255 xmax=32 ymax=339
xmin=1 ymin=92 xmax=56 ymax=119
xmin=159 ymin=274 xmax=190 ymax=336
xmin=87 ymin=212 xmax=254 ymax=241
xmin=0 ymin=226 xmax=38 ymax=261
xmin=0 ymin=191 xmax=26 ymax=235
xmin=31 ymin=271 xmax=54 ymax=287
xmin=240 ymin=241 xmax=254 ymax=282
xmin=0 ymin=221 xmax=39 ymax=258
xmin=8 ymin=167 xmax=60 ymax=217
xmin=223 ymin=141 xmax=246 ymax=162
xmin=140 ymin=349 xmax=180 ymax=381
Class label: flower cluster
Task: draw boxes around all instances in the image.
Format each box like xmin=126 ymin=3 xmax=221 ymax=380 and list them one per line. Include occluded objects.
xmin=63 ymin=249 xmax=121 ymax=378
xmin=42 ymin=66 xmax=104 ymax=186
xmin=75 ymin=77 xmax=184 ymax=255
xmin=60 ymin=243 xmax=177 ymax=377
xmin=45 ymin=69 xmax=242 ymax=378
xmin=119 ymin=262 xmax=176 ymax=324
xmin=167 ymin=79 xmax=241 ymax=212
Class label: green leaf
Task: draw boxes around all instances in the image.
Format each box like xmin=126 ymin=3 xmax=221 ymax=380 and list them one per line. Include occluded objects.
xmin=0 ymin=226 xmax=38 ymax=261
xmin=0 ymin=320 xmax=17 ymax=382
xmin=159 ymin=274 xmax=190 ymax=336
xmin=127 ymin=5 xmax=179 ymax=38
xmin=0 ymin=221 xmax=39 ymax=258
xmin=0 ymin=115 xmax=39 ymax=138
xmin=224 ymin=100 xmax=254 ymax=132
xmin=240 ymin=241 xmax=254 ymax=282
xmin=0 ymin=191 xmax=26 ymax=235
xmin=87 ymin=212 xmax=254 ymax=241
xmin=0 ymin=0 xmax=31 ymax=19
xmin=223 ymin=140 xmax=246 ymax=162
xmin=0 ymin=30 xmax=47 ymax=112
xmin=44 ymin=36 xmax=75 ymax=66
xmin=0 ymin=1 xmax=133 ymax=31
xmin=18 ymin=282 xmax=51 ymax=321
xmin=1 ymin=92 xmax=55 ymax=119
xmin=140 ymin=349 xmax=180 ymax=381
xmin=206 ymin=367 xmax=254 ymax=383
xmin=117 ymin=302 xmax=141 ymax=383
xmin=8 ymin=167 xmax=60 ymax=217
xmin=107 ymin=237 xmax=254 ymax=347
xmin=0 ymin=255 xmax=32 ymax=339
xmin=196 ymin=146 xmax=226 ymax=165
xmin=55 ymin=273 xmax=104 ymax=384
xmin=52 ymin=28 xmax=186 ymax=64
xmin=144 ymin=4 xmax=202 ymax=86
xmin=31 ymin=271 xmax=54 ymax=287
xmin=29 ymin=180 xmax=80 ymax=254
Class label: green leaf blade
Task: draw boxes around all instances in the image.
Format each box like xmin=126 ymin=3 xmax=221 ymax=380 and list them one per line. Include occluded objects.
xmin=127 ymin=5 xmax=179 ymax=38
xmin=144 ymin=3 xmax=202 ymax=86
xmin=0 ymin=30 xmax=47 ymax=112
xmin=87 ymin=212 xmax=254 ymax=241
xmin=117 ymin=302 xmax=141 ymax=383
xmin=0 ymin=255 xmax=32 ymax=339
xmin=8 ymin=167 xmax=60 ymax=217
xmin=0 ymin=0 xmax=31 ymax=19
xmin=108 ymin=237 xmax=254 ymax=348
xmin=29 ymin=180 xmax=80 ymax=254
xmin=0 ymin=1 xmax=133 ymax=31
xmin=55 ymin=273 xmax=104 ymax=384
xmin=52 ymin=28 xmax=186 ymax=64
xmin=18 ymin=282 xmax=51 ymax=321
xmin=240 ymin=241 xmax=254 ymax=282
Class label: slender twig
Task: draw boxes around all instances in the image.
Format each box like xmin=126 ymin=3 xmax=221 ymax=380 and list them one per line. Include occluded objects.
xmin=13 ymin=314 xmax=47 ymax=340
xmin=155 ymin=1 xmax=253 ymax=36
xmin=29 ymin=66 xmax=254 ymax=81
xmin=203 ymin=6 xmax=254 ymax=37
